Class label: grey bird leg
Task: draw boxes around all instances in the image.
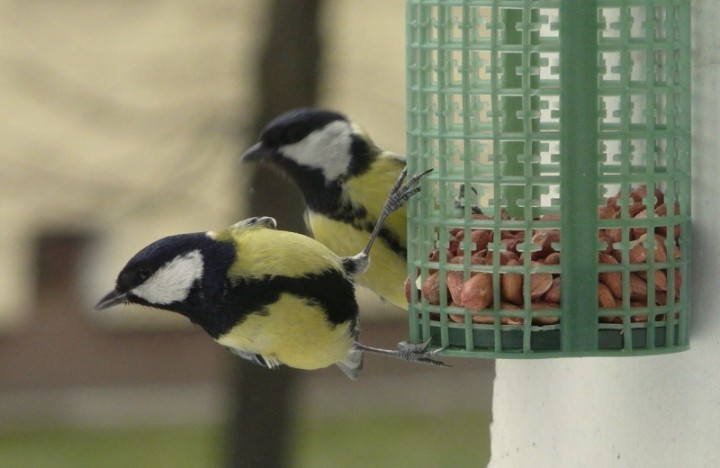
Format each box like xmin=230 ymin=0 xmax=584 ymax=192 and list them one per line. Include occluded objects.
xmin=343 ymin=167 xmax=432 ymax=276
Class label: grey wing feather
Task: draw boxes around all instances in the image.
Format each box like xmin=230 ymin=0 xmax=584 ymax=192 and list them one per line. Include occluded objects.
xmin=230 ymin=349 xmax=281 ymax=369
xmin=336 ymin=348 xmax=363 ymax=380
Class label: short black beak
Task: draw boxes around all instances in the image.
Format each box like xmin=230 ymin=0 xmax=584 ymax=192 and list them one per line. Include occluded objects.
xmin=95 ymin=289 xmax=128 ymax=310
xmin=240 ymin=142 xmax=273 ymax=162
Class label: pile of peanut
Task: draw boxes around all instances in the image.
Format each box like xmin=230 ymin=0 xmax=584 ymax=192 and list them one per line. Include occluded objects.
xmin=407 ymin=185 xmax=682 ymax=326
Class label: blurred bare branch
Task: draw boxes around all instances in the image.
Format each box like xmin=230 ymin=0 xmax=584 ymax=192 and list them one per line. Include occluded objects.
xmin=225 ymin=1 xmax=325 ymax=467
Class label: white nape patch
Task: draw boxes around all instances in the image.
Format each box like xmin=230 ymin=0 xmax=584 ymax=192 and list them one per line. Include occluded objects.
xmin=280 ymin=120 xmax=353 ymax=182
xmin=132 ymin=250 xmax=204 ymax=305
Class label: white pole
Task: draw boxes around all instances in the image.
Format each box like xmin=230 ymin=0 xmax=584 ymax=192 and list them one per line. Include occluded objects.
xmin=490 ymin=3 xmax=720 ymax=466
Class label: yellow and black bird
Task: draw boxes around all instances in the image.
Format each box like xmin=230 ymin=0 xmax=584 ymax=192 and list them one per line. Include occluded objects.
xmin=241 ymin=109 xmax=415 ymax=309
xmin=96 ymin=169 xmax=442 ymax=379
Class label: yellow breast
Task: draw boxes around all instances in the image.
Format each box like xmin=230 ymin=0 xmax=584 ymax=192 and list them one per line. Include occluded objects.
xmin=216 ymin=293 xmax=355 ymax=370
xmin=308 ymin=213 xmax=408 ymax=309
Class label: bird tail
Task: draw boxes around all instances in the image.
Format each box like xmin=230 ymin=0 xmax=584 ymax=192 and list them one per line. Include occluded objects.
xmin=336 ymin=348 xmax=363 ymax=380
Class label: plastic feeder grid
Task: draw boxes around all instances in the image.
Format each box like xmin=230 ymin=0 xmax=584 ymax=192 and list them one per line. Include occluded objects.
xmin=406 ymin=0 xmax=690 ymax=357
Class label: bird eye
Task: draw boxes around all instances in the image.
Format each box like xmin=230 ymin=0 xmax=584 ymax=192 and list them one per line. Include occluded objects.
xmin=284 ymin=126 xmax=306 ymax=144
xmin=137 ymin=268 xmax=152 ymax=281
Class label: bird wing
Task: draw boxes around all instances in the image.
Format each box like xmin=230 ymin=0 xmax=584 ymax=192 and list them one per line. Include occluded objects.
xmin=226 ymin=222 xmax=345 ymax=280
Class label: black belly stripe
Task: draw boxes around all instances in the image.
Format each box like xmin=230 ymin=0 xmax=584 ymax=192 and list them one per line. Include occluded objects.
xmin=194 ymin=268 xmax=359 ymax=339
xmin=348 ymin=217 xmax=406 ymax=259
xmin=286 ymin=171 xmax=406 ymax=257
xmin=269 ymin=151 xmax=406 ymax=258
xmin=311 ymin=203 xmax=406 ymax=259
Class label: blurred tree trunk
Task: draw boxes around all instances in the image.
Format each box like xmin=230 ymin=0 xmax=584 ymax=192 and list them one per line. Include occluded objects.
xmin=226 ymin=1 xmax=325 ymax=467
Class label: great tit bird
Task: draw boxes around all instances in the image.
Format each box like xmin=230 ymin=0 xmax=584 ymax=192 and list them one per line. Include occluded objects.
xmin=96 ymin=169 xmax=443 ymax=379
xmin=241 ymin=109 xmax=416 ymax=309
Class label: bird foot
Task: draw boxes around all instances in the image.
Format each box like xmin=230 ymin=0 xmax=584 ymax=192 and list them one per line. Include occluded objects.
xmin=382 ymin=167 xmax=434 ymax=216
xmin=394 ymin=339 xmax=450 ymax=367
xmin=233 ymin=216 xmax=277 ymax=229
xmin=357 ymin=166 xmax=433 ymax=259
xmin=355 ymin=339 xmax=450 ymax=367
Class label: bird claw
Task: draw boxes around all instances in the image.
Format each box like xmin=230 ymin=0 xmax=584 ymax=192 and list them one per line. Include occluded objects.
xmin=233 ymin=216 xmax=277 ymax=229
xmin=395 ymin=339 xmax=450 ymax=367
xmin=357 ymin=166 xmax=434 ymax=260
xmin=454 ymin=184 xmax=484 ymax=215
xmin=382 ymin=167 xmax=433 ymax=216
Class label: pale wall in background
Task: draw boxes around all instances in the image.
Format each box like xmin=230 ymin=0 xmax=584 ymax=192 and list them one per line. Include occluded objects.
xmin=490 ymin=3 xmax=719 ymax=467
xmin=0 ymin=1 xmax=408 ymax=327
xmin=0 ymin=1 xmax=258 ymax=327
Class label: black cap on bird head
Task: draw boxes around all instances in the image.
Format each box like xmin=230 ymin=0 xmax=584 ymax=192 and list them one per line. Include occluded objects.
xmin=245 ymin=108 xmax=348 ymax=153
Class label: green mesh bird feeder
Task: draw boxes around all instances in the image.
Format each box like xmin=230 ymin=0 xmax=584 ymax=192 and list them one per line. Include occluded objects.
xmin=406 ymin=0 xmax=691 ymax=357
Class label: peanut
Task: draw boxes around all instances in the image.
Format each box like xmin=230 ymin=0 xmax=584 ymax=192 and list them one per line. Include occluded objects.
xmin=599 ymin=253 xmax=623 ymax=298
xmin=598 ymin=283 xmax=616 ymax=309
xmin=629 ymin=273 xmax=648 ymax=301
xmin=531 ymin=302 xmax=561 ymax=325
xmin=543 ymin=277 xmax=561 ymax=303
xmin=421 ymin=271 xmax=442 ymax=305
xmin=460 ymin=273 xmax=493 ymax=311
xmin=501 ymin=259 xmax=523 ymax=306
xmin=530 ymin=267 xmax=554 ymax=300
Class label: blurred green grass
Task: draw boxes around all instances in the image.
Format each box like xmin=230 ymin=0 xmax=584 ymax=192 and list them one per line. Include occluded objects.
xmin=0 ymin=424 xmax=223 ymax=468
xmin=294 ymin=410 xmax=491 ymax=468
xmin=0 ymin=411 xmax=490 ymax=468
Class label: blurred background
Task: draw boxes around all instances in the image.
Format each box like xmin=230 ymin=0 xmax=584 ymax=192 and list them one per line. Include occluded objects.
xmin=0 ymin=1 xmax=493 ymax=466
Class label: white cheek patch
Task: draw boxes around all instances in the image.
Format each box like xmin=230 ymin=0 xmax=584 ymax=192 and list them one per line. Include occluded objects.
xmin=280 ymin=120 xmax=352 ymax=182
xmin=132 ymin=250 xmax=204 ymax=305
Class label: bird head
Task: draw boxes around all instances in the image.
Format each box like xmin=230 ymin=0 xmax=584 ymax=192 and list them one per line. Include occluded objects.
xmin=95 ymin=233 xmax=233 ymax=314
xmin=241 ymin=108 xmax=374 ymax=186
